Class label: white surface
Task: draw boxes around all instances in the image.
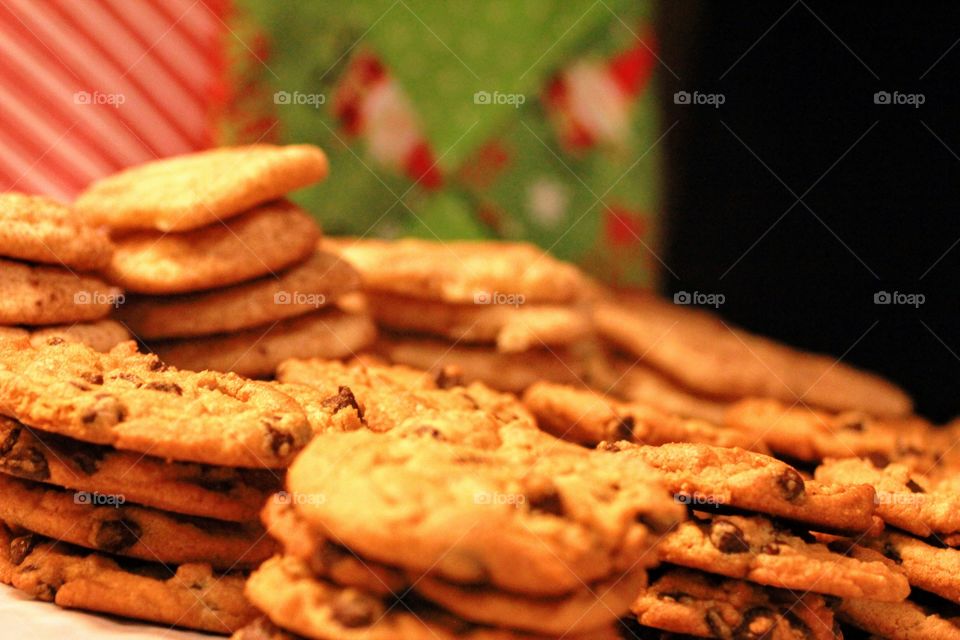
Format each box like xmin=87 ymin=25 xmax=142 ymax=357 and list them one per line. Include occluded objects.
xmin=0 ymin=584 xmax=214 ymax=639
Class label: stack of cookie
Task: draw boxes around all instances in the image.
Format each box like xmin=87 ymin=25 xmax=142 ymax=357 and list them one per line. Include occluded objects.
xmin=0 ymin=337 xmax=316 ymax=633
xmin=593 ymin=290 xmax=913 ymax=422
xmin=0 ymin=192 xmax=130 ymax=351
xmin=228 ymin=354 xmax=686 ymax=639
xmin=75 ymin=145 xmax=376 ymax=378
xmin=328 ymin=237 xmax=601 ymax=392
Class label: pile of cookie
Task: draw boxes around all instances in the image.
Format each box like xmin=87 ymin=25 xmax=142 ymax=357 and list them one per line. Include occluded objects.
xmin=0 ymin=192 xmax=129 ymax=351
xmin=329 ymin=237 xmax=600 ymax=392
xmin=0 ymin=337 xmax=318 ymax=633
xmin=75 ymin=145 xmax=375 ymax=377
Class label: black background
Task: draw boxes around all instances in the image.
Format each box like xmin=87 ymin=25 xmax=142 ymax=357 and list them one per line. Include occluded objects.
xmin=658 ymin=2 xmax=960 ymax=421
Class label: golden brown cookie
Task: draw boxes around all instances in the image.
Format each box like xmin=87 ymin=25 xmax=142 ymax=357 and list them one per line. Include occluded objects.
xmin=0 ymin=523 xmax=256 ymax=634
xmin=28 ymin=320 xmax=131 ymax=352
xmin=245 ymin=555 xmax=621 ymax=640
xmin=151 ymin=309 xmax=377 ymax=378
xmin=0 ymin=474 xmax=274 ymax=569
xmin=523 ymin=380 xmax=765 ymax=451
xmin=0 ymin=258 xmax=121 ymax=325
xmin=0 ymin=193 xmax=114 ymax=270
xmin=327 ymin=237 xmax=586 ymax=304
xmin=609 ymin=358 xmax=730 ymax=424
xmin=76 ymin=144 xmax=329 ymax=231
xmin=365 ymin=292 xmax=591 ymax=353
xmin=105 ymin=200 xmax=321 ymax=294
xmin=0 ymin=338 xmax=311 ymax=468
xmin=598 ymin=441 xmax=880 ymax=535
xmin=593 ymin=293 xmax=912 ymax=417
xmin=657 ymin=514 xmax=909 ymax=601
xmin=632 ymin=568 xmax=838 ymax=639
xmin=0 ymin=416 xmax=278 ymax=522
xmin=118 ymin=251 xmax=360 ymax=339
xmin=374 ymin=333 xmax=592 ymax=392
xmin=838 ymin=597 xmax=960 ymax=639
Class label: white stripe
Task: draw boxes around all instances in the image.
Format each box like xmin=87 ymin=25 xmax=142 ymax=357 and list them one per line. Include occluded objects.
xmin=0 ymin=127 xmax=78 ymax=199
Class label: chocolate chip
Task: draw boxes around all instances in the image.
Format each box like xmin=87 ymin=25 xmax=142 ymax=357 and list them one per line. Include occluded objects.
xmin=736 ymin=606 xmax=778 ymax=639
xmin=80 ymin=372 xmax=104 ymax=386
xmin=112 ymin=372 xmax=143 ymax=387
xmin=434 ymin=365 xmax=463 ymax=389
xmin=2 ymin=445 xmax=50 ymax=481
xmin=330 ymin=590 xmax=380 ymax=627
xmin=264 ymin=423 xmax=294 ymax=457
xmin=867 ymin=452 xmax=890 ymax=469
xmin=614 ymin=415 xmax=635 ymax=441
xmin=827 ymin=540 xmax=854 ymax=556
xmin=777 ymin=468 xmax=805 ymax=502
xmin=0 ymin=423 xmax=22 ymax=456
xmin=322 ymin=386 xmax=364 ymax=419
xmin=596 ymin=441 xmax=629 ymax=453
xmin=841 ymin=420 xmax=864 ymax=432
xmin=9 ymin=534 xmax=36 ymax=565
xmin=709 ymin=520 xmax=750 ymax=553
xmin=413 ymin=426 xmax=445 ymax=440
xmin=143 ymin=381 xmax=183 ymax=395
xmin=705 ymin=608 xmax=732 ymax=638
xmin=45 ymin=337 xmax=65 ymax=346
xmin=906 ymin=478 xmax=925 ymax=493
xmin=147 ymin=358 xmax=168 ymax=371
xmin=762 ymin=542 xmax=781 ymax=555
xmin=93 ymin=519 xmax=141 ymax=552
xmin=781 ymin=611 xmax=814 ymax=639
xmin=527 ymin=486 xmax=565 ymax=517
xmin=882 ymin=542 xmax=902 ymax=564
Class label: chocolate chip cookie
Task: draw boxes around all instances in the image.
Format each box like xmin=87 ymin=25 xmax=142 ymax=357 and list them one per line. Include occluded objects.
xmin=105 ymin=200 xmax=321 ymax=294
xmin=657 ymin=514 xmax=909 ymax=601
xmin=151 ymin=309 xmax=376 ymax=378
xmin=0 ymin=338 xmax=311 ymax=467
xmin=523 ymin=381 xmax=765 ymax=451
xmin=632 ymin=568 xmax=838 ymax=639
xmin=0 ymin=473 xmax=274 ymax=569
xmin=0 ymin=258 xmax=121 ymax=325
xmin=118 ymin=250 xmax=360 ymax=339
xmin=76 ymin=144 xmax=328 ymax=232
xmin=838 ymin=597 xmax=960 ymax=639
xmin=0 ymin=522 xmax=256 ymax=634
xmin=27 ymin=320 xmax=131 ymax=352
xmin=598 ymin=441 xmax=880 ymax=534
xmin=0 ymin=416 xmax=278 ymax=522
xmin=0 ymin=193 xmax=114 ymax=270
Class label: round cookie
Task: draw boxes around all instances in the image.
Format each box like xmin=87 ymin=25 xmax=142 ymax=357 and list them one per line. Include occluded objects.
xmin=327 ymin=238 xmax=587 ymax=304
xmin=76 ymin=144 xmax=328 ymax=232
xmin=593 ymin=293 xmax=913 ymax=417
xmin=609 ymin=358 xmax=730 ymax=425
xmin=0 ymin=473 xmax=275 ymax=569
xmin=365 ymin=292 xmax=591 ymax=353
xmin=838 ymin=597 xmax=960 ymax=639
xmin=105 ymin=200 xmax=321 ymax=294
xmin=285 ymin=429 xmax=682 ymax=596
xmin=0 ymin=338 xmax=312 ymax=468
xmin=0 ymin=416 xmax=278 ymax=522
xmin=119 ymin=251 xmax=360 ymax=338
xmin=0 ymin=258 xmax=121 ymax=325
xmin=245 ymin=555 xmax=622 ymax=640
xmin=0 ymin=193 xmax=114 ymax=270
xmin=151 ymin=310 xmax=377 ymax=378
xmin=28 ymin=319 xmax=131 ymax=352
xmin=0 ymin=523 xmax=255 ymax=634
